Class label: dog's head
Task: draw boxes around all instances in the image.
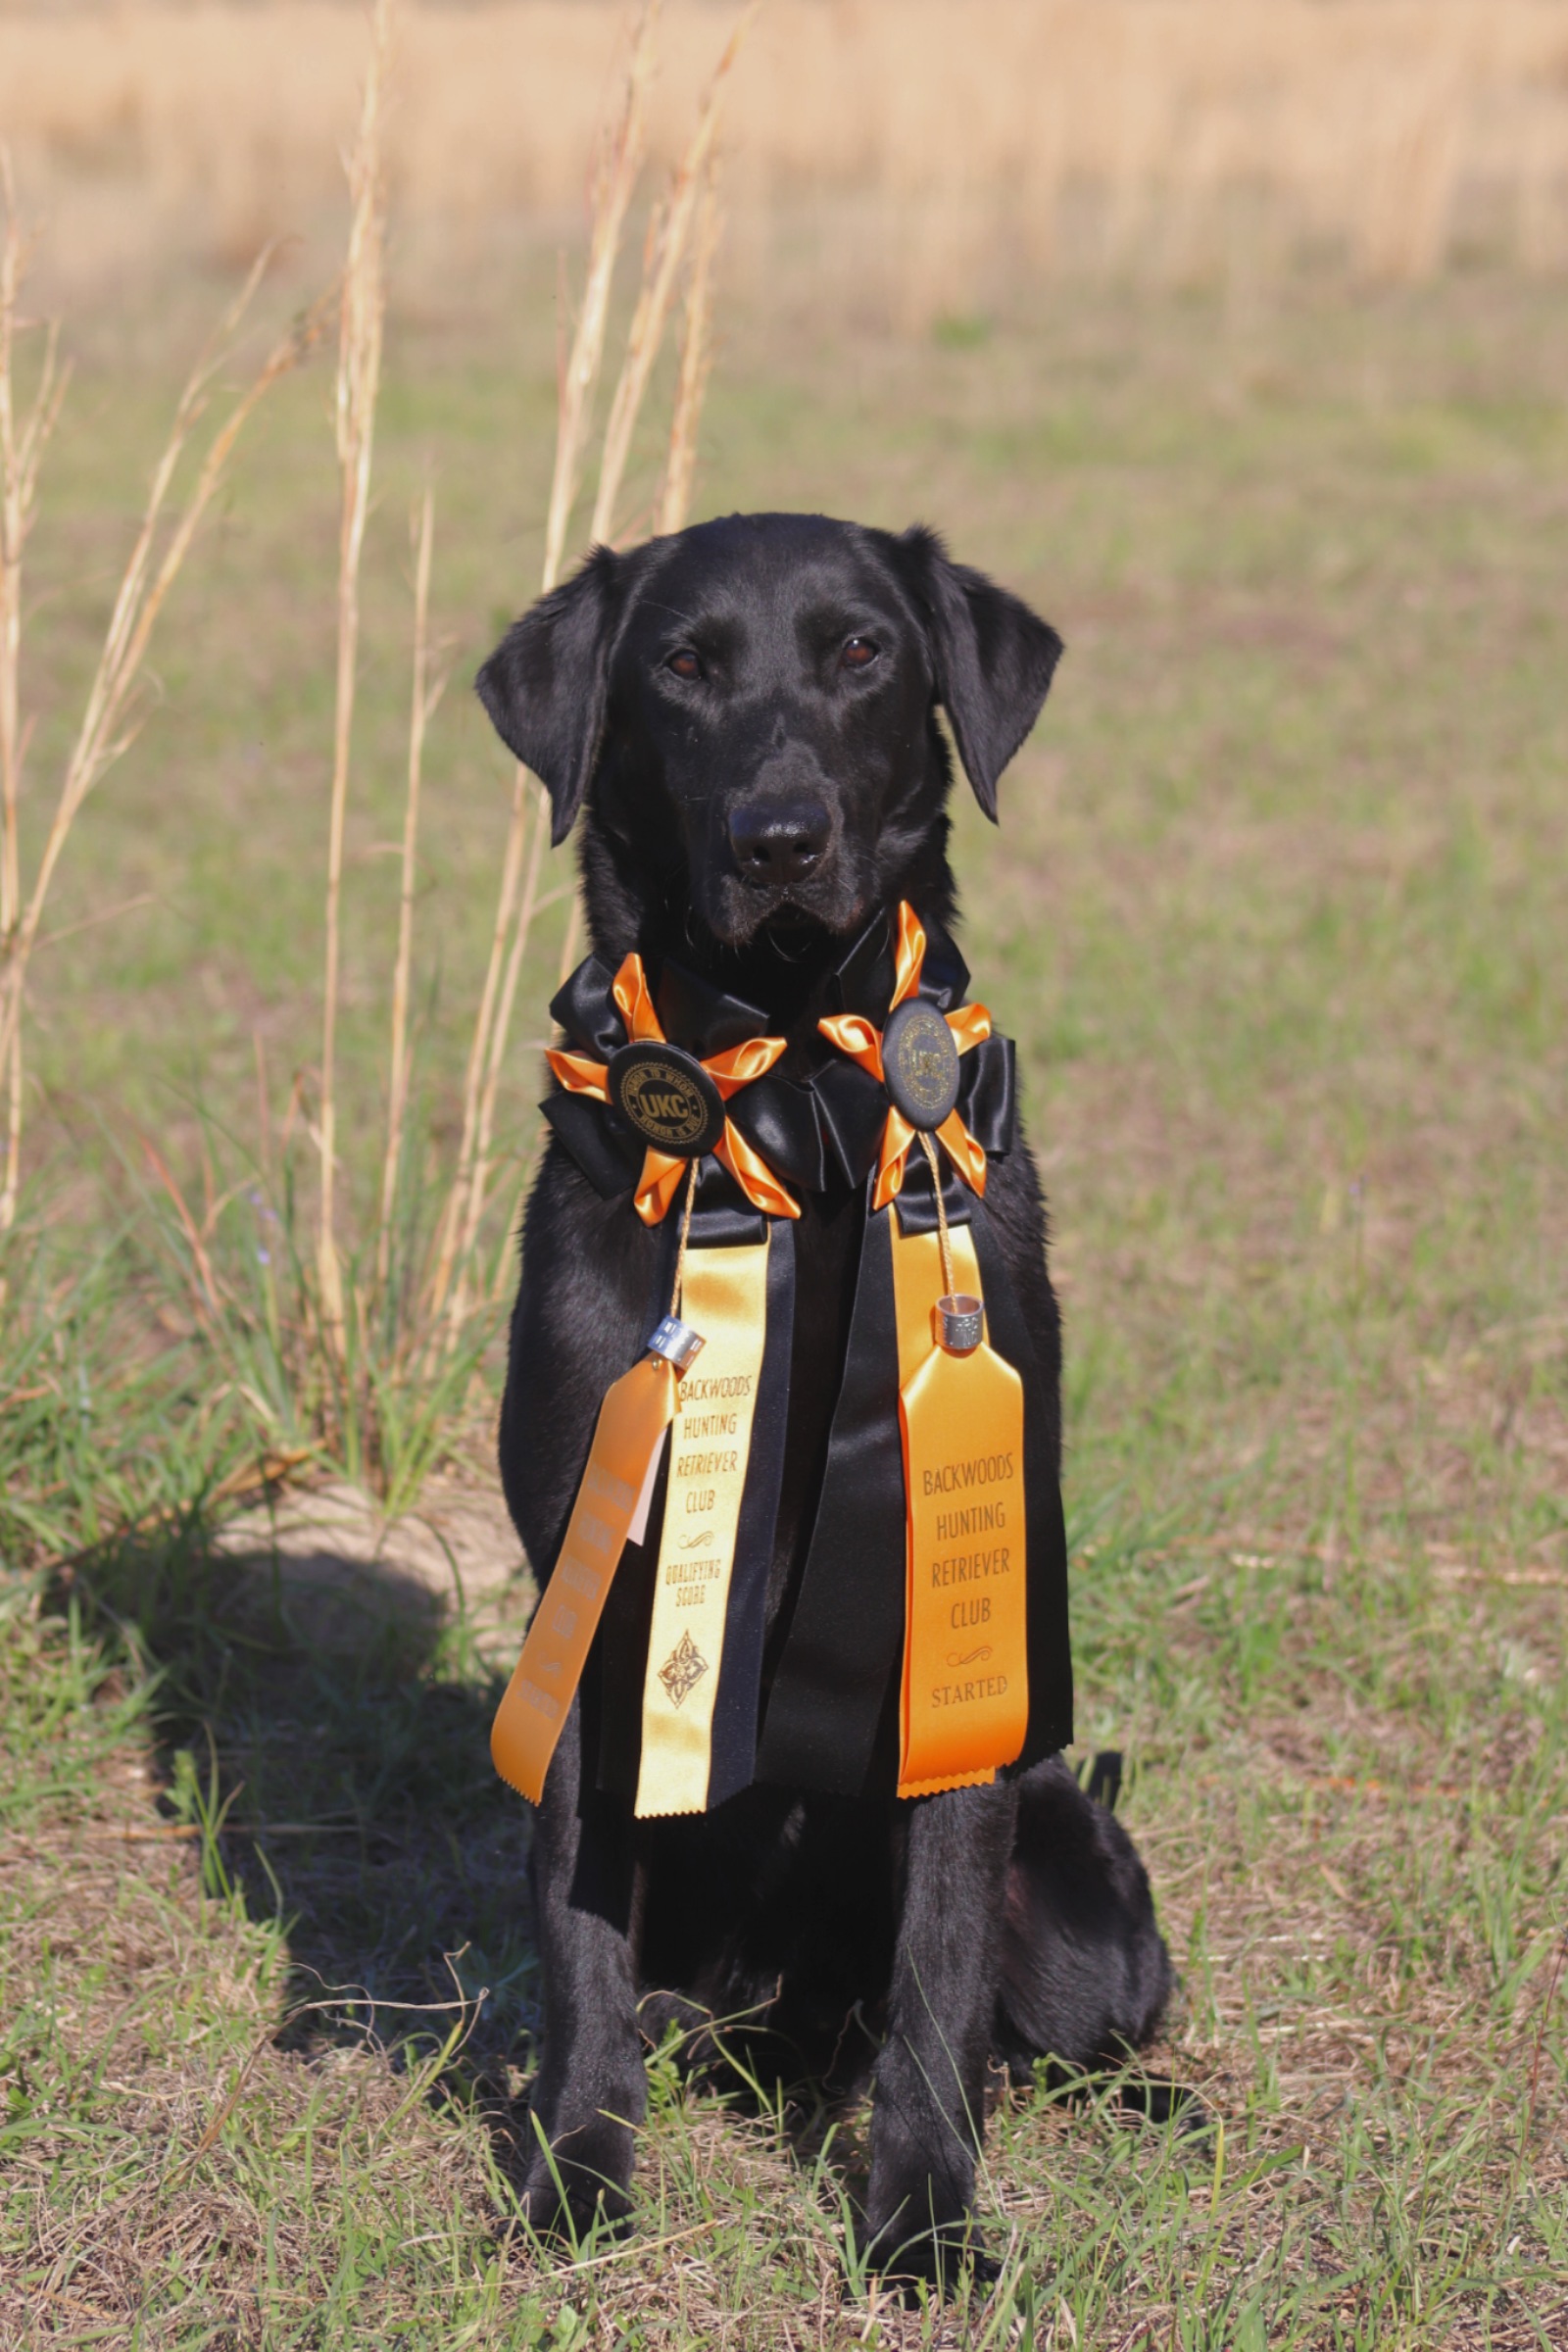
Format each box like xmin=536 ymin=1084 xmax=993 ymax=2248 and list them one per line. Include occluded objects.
xmin=477 ymin=512 xmax=1060 ymax=956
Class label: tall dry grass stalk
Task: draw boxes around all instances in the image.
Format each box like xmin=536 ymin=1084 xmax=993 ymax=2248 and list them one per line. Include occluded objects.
xmin=422 ymin=3 xmax=659 ymax=1337
xmin=588 ymin=3 xmax=754 ymax=550
xmin=429 ymin=0 xmax=747 ymax=1339
xmin=317 ymin=0 xmax=392 ymax=1351
xmin=658 ymin=158 xmax=721 ymax=538
xmin=541 ymin=0 xmax=659 ymax=600
xmin=425 ymin=760 xmax=534 ymax=1330
xmin=441 ymin=759 xmax=549 ymax=1343
xmin=0 ymin=148 xmax=66 ymax=1233
xmin=0 ymin=169 xmax=326 ymax=1231
xmin=549 ymin=10 xmax=749 ymax=995
xmin=1 ymin=0 xmax=742 ymax=1479
xmin=375 ymin=483 xmax=450 ymax=1291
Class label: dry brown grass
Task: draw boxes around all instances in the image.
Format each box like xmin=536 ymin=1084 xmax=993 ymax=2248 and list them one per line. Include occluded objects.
xmin=0 ymin=0 xmax=742 ymax=1484
xmin=3 ymin=1 xmax=1568 ymax=320
xmin=0 ymin=196 xmax=324 ymax=1234
xmin=317 ymin=0 xmax=392 ymax=1352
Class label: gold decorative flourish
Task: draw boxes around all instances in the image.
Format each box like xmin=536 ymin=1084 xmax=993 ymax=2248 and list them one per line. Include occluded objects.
xmin=658 ymin=1629 xmax=710 ymax=1709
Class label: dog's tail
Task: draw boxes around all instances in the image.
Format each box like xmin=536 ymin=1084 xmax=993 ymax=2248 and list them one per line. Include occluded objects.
xmin=993 ymin=1754 xmax=1174 ymax=2085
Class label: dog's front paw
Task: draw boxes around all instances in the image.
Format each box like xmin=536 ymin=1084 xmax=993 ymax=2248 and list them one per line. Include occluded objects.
xmin=863 ymin=2178 xmax=997 ymax=2300
xmin=517 ymin=2111 xmax=636 ymax=2247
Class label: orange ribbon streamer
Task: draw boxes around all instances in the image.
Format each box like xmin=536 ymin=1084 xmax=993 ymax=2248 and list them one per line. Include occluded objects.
xmin=889 ymin=1214 xmax=1030 ymax=1798
xmin=546 ymin=954 xmax=799 ymax=1225
xmin=817 ymin=904 xmax=992 ymax=1212
xmin=491 ymin=1350 xmax=679 ymax=1803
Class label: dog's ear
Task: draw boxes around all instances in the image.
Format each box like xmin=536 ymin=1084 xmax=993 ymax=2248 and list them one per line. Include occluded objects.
xmin=475 ymin=548 xmax=621 ymax=845
xmin=896 ymin=525 xmax=1063 ymax=821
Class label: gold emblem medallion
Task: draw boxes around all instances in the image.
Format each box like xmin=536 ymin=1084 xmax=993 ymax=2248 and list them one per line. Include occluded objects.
xmin=882 ymin=998 xmax=961 ymax=1130
xmin=608 ymin=1040 xmax=725 ymax=1156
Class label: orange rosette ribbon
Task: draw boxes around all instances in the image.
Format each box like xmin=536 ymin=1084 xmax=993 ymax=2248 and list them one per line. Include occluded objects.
xmin=817 ymin=902 xmax=992 ymax=1211
xmin=546 ymin=955 xmax=800 ymax=1226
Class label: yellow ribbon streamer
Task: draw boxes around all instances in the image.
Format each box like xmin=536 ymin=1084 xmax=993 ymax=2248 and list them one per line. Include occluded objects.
xmin=490 ymin=1350 xmax=678 ymax=1804
xmin=889 ymin=1211 xmax=1030 ymax=1798
xmin=635 ymin=1237 xmax=771 ymax=1816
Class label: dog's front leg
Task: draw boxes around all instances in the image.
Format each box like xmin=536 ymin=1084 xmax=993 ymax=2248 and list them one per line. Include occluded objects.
xmin=865 ymin=1779 xmax=1018 ymax=2290
xmin=522 ymin=1697 xmax=645 ymax=2238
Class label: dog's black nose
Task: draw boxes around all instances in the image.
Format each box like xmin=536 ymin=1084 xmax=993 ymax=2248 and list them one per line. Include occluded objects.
xmin=727 ymin=798 xmax=832 ymax=888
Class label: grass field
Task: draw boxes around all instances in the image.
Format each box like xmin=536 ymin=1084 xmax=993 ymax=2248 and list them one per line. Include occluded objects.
xmin=2 ymin=254 xmax=1567 ymax=2344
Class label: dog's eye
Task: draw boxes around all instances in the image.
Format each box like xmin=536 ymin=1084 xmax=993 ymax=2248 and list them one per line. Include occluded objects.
xmin=841 ymin=637 xmax=879 ymax=671
xmin=665 ymin=648 xmax=704 ymax=681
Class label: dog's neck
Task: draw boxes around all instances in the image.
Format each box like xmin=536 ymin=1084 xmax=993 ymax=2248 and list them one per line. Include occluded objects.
xmin=575 ymin=823 xmax=959 ymax=1036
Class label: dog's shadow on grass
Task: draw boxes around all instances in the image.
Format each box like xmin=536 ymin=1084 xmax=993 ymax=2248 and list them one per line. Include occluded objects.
xmin=64 ymin=1509 xmax=1203 ymax=2246
xmin=69 ymin=1500 xmax=542 ymax=2092
xmin=64 ymin=1504 xmax=890 ymax=2220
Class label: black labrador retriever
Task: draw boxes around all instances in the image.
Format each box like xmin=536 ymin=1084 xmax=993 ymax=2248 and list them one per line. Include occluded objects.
xmin=476 ymin=513 xmax=1172 ymax=2287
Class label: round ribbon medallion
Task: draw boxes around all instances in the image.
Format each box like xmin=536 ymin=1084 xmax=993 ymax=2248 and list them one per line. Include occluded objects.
xmin=881 ymin=998 xmax=961 ymax=1131
xmin=608 ymin=1041 xmax=726 ymax=1157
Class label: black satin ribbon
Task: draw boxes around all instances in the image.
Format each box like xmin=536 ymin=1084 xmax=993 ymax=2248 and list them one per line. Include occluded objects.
xmin=754 ymin=1192 xmax=904 ymax=1794
xmin=708 ymin=1215 xmax=796 ymax=1807
xmin=968 ymin=1203 xmax=1074 ymax=1766
xmin=826 ymin=904 xmax=971 ymax=1021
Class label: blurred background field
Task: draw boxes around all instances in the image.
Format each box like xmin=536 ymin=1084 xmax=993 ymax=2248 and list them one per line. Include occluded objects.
xmin=1 ymin=3 xmax=1567 ymax=2344
xmin=7 ymin=0 xmax=1568 ymax=321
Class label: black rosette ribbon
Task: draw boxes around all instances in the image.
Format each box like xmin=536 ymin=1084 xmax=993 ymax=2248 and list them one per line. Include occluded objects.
xmin=544 ymin=950 xmax=824 ymax=1232
xmin=543 ymin=952 xmax=820 ymax=1813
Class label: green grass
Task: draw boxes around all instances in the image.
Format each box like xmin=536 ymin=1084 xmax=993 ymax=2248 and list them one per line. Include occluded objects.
xmin=2 ymin=265 xmax=1566 ymax=2345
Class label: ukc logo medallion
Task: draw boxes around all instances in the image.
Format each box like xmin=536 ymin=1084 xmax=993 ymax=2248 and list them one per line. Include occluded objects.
xmin=881 ymin=998 xmax=961 ymax=1131
xmin=608 ymin=1041 xmax=726 ymax=1157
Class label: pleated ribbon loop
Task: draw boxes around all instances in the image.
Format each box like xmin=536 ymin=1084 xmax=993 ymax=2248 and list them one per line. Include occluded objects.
xmin=818 ymin=904 xmax=993 ymax=1212
xmin=546 ymin=952 xmax=798 ymax=1226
